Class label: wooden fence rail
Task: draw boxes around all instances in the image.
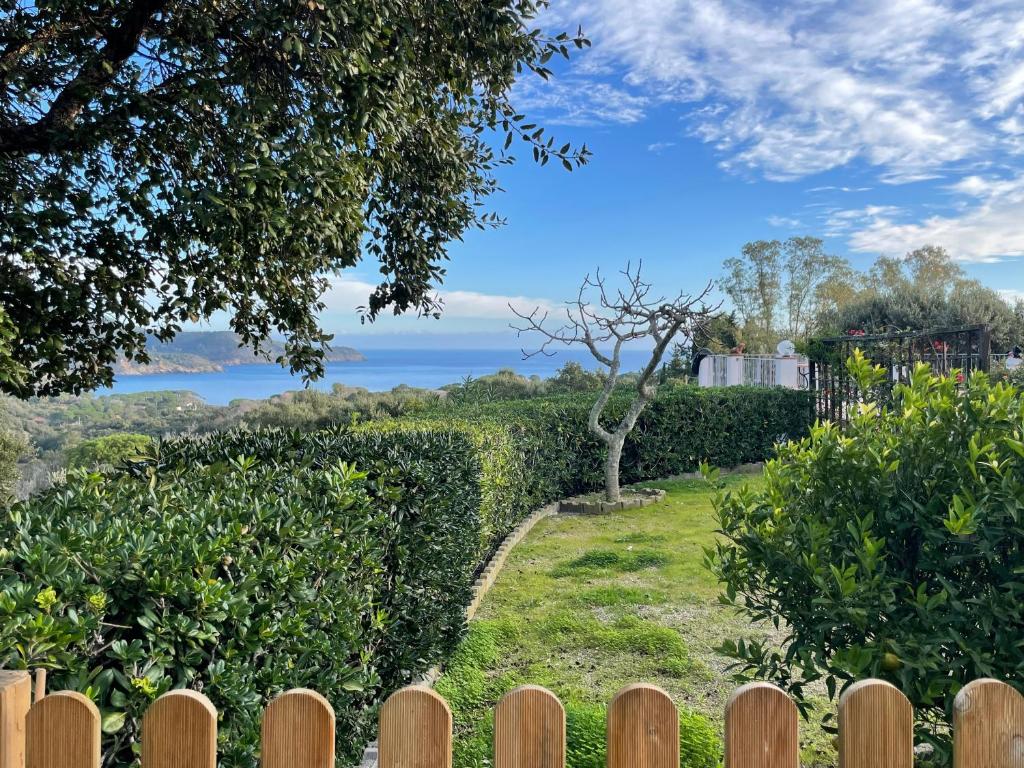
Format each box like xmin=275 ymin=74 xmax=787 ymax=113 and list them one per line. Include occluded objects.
xmin=1 ymin=672 xmax=1023 ymax=767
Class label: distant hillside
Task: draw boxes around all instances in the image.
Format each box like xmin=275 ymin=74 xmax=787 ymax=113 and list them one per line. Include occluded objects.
xmin=115 ymin=332 xmax=364 ymax=375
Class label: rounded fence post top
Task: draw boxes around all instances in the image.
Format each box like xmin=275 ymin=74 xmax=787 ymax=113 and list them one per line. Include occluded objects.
xmin=382 ymin=684 xmax=452 ymax=717
xmin=268 ymin=688 xmax=334 ymax=713
xmin=954 ymin=677 xmax=1023 ymax=714
xmin=610 ymin=682 xmax=673 ymax=701
xmin=146 ymin=688 xmax=217 ymax=716
xmin=37 ymin=690 xmax=99 ymax=715
xmin=838 ymin=678 xmax=904 ymax=705
xmin=498 ymin=685 xmax=565 ymax=711
xmin=725 ymin=681 xmax=794 ymax=712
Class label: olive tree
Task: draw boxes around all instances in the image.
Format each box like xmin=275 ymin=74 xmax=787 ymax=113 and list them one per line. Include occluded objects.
xmin=512 ymin=263 xmax=714 ymax=502
xmin=0 ymin=0 xmax=589 ymax=396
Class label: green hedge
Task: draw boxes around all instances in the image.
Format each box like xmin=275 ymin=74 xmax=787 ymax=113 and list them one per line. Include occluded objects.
xmin=153 ymin=421 xmax=523 ymax=566
xmin=1 ymin=429 xmax=482 ymax=767
xmin=428 ymin=383 xmax=814 ymax=499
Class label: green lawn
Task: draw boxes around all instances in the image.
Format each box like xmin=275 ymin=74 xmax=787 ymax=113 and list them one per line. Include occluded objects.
xmin=434 ymin=475 xmax=835 ymax=768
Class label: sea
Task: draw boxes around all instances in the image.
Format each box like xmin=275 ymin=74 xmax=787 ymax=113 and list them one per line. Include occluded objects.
xmin=102 ymin=348 xmax=653 ymax=406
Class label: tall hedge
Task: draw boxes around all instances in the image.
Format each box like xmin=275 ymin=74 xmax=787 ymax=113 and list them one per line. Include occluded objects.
xmin=152 ymin=422 xmax=521 ymax=566
xmin=1 ymin=431 xmax=482 ymax=767
xmin=433 ymin=383 xmax=814 ymax=499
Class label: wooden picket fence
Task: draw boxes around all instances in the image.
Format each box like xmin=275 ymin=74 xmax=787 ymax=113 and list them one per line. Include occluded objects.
xmin=1 ymin=672 xmax=1023 ymax=767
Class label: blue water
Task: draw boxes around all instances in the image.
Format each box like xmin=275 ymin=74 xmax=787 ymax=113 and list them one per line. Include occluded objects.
xmin=103 ymin=348 xmax=652 ymax=405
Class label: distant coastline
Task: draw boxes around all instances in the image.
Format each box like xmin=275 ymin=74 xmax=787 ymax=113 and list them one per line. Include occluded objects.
xmin=114 ymin=331 xmax=364 ymax=376
xmin=105 ymin=348 xmax=651 ymax=405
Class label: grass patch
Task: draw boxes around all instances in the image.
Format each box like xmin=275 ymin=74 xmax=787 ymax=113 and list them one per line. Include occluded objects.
xmin=435 ymin=475 xmax=836 ymax=768
xmin=569 ymin=585 xmax=666 ymax=608
xmin=613 ymin=531 xmax=667 ymax=545
xmin=550 ymin=548 xmax=670 ymax=577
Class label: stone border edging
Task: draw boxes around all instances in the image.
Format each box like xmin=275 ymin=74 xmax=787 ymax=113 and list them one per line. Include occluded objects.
xmin=559 ymin=488 xmax=665 ymax=514
xmin=466 ymin=501 xmax=560 ymax=621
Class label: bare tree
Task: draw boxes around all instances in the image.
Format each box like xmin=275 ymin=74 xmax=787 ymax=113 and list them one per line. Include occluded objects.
xmin=511 ymin=263 xmax=715 ymax=502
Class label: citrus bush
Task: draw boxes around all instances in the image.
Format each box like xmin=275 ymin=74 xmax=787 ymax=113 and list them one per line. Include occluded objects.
xmin=709 ymin=351 xmax=1024 ymax=758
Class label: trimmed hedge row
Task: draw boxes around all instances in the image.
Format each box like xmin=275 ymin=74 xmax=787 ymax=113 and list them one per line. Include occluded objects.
xmin=152 ymin=421 xmax=523 ymax=567
xmin=1 ymin=428 xmax=482 ymax=767
xmin=423 ymin=383 xmax=815 ymax=504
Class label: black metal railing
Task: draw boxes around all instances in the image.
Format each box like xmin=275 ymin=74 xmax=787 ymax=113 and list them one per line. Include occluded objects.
xmin=807 ymin=324 xmax=991 ymax=424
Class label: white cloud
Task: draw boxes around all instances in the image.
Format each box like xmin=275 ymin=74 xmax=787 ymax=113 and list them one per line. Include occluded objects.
xmin=526 ymin=1 xmax=1024 ymax=263
xmin=513 ymin=78 xmax=648 ymax=126
xmin=806 ymin=186 xmax=873 ymax=193
xmin=647 ymin=141 xmax=676 ymax=152
xmin=537 ymin=0 xmax=1023 ymax=182
xmin=321 ymin=275 xmax=557 ymax=321
xmin=766 ymin=215 xmax=802 ymax=228
xmin=825 ymin=174 xmax=1024 ymax=262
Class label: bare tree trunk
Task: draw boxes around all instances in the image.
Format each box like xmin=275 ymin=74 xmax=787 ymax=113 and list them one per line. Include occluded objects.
xmin=605 ymin=433 xmax=625 ymax=502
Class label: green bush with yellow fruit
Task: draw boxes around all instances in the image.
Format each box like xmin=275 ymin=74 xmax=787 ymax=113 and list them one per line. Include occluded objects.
xmin=710 ymin=350 xmax=1024 ymax=762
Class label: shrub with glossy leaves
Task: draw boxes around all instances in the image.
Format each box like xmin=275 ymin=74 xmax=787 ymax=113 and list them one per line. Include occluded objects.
xmin=451 ymin=384 xmax=814 ymax=500
xmin=0 ymin=425 xmax=25 ymax=502
xmin=709 ymin=350 xmax=1024 ymax=759
xmin=1 ymin=436 xmax=479 ymax=767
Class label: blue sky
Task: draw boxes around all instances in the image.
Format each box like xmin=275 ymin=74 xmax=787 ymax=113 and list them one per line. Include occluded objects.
xmin=321 ymin=0 xmax=1024 ymax=348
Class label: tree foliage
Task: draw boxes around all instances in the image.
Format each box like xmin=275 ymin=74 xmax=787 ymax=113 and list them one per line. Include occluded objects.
xmin=0 ymin=0 xmax=589 ymax=396
xmin=64 ymin=432 xmax=153 ymax=469
xmin=820 ymin=246 xmax=1024 ymax=352
xmin=721 ymin=237 xmax=856 ymax=351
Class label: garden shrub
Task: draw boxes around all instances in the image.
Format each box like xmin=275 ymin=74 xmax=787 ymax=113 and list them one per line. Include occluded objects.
xmin=0 ymin=423 xmax=25 ymax=502
xmin=153 ymin=420 xmax=521 ymax=564
xmin=64 ymin=432 xmax=154 ymax=469
xmin=709 ymin=351 xmax=1024 ymax=760
xmin=1 ymin=439 xmax=479 ymax=767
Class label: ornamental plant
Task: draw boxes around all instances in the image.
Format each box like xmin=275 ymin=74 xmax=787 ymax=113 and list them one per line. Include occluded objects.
xmin=709 ymin=350 xmax=1024 ymax=761
xmin=1 ymin=441 xmax=481 ymax=768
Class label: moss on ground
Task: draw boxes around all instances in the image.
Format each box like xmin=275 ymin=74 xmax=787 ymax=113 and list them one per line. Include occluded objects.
xmin=434 ymin=475 xmax=837 ymax=768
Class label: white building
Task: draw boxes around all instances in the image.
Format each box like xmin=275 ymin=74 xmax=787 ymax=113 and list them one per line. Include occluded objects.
xmin=696 ymin=341 xmax=807 ymax=390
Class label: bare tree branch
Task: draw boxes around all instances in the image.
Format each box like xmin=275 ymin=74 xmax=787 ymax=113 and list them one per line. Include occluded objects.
xmin=510 ymin=263 xmax=720 ymax=501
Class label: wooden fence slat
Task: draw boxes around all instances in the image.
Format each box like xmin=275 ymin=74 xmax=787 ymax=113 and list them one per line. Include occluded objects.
xmin=379 ymin=686 xmax=451 ymax=768
xmin=838 ymin=679 xmax=912 ymax=768
xmin=724 ymin=682 xmax=798 ymax=768
xmin=607 ymin=684 xmax=678 ymax=768
xmin=494 ymin=685 xmax=564 ymax=768
xmin=0 ymin=672 xmax=31 ymax=768
xmin=953 ymin=678 xmax=1024 ymax=768
xmin=141 ymin=690 xmax=216 ymax=768
xmin=262 ymin=689 xmax=335 ymax=768
xmin=25 ymin=692 xmax=99 ymax=768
